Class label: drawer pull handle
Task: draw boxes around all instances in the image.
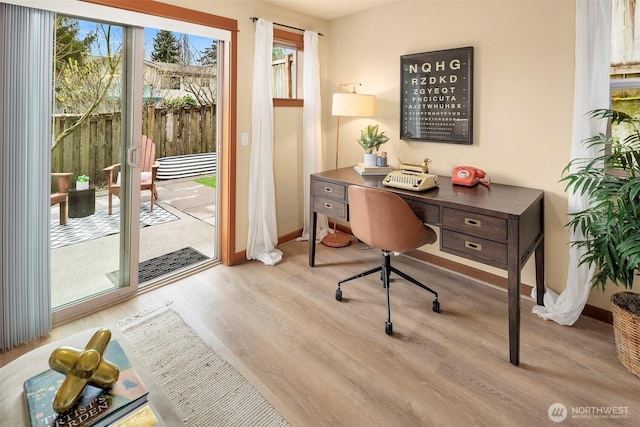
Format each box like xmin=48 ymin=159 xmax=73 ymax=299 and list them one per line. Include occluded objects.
xmin=464 ymin=218 xmax=481 ymax=227
xmin=324 ymin=187 xmax=333 ymax=193
xmin=324 ymin=202 xmax=333 ymax=209
xmin=465 ymin=241 xmax=482 ymax=251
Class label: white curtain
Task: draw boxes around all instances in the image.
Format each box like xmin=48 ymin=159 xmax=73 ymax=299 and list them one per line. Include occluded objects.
xmin=298 ymin=30 xmax=328 ymax=242
xmin=0 ymin=3 xmax=54 ymax=350
xmin=532 ymin=0 xmax=612 ymax=325
xmin=246 ymin=19 xmax=282 ymax=266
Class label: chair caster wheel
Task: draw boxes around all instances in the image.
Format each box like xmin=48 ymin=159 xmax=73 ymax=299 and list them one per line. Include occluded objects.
xmin=385 ymin=322 xmax=393 ymax=335
xmin=433 ymin=300 xmax=441 ymax=313
xmin=335 ymin=289 xmax=342 ymax=301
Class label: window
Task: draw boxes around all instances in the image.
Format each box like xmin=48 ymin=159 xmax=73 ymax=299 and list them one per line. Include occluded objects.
xmin=272 ymin=44 xmax=296 ymax=98
xmin=273 ymin=29 xmax=303 ymax=107
xmin=168 ymin=74 xmax=181 ymax=89
xmin=611 ymin=0 xmax=640 ymax=143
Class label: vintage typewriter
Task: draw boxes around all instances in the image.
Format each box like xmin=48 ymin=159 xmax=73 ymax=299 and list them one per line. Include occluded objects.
xmin=382 ymin=159 xmax=439 ymax=192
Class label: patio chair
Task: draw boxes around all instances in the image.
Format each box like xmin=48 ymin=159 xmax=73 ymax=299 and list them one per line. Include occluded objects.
xmin=103 ymin=135 xmax=159 ymax=215
xmin=51 ymin=172 xmax=73 ymax=225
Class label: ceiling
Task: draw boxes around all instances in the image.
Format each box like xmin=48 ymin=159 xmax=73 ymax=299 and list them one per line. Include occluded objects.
xmin=262 ymin=0 xmax=398 ymax=21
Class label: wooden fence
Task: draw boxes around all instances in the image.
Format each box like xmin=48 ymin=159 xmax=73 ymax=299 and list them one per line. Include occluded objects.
xmin=272 ymin=54 xmax=295 ymax=98
xmin=51 ymin=105 xmax=216 ymax=187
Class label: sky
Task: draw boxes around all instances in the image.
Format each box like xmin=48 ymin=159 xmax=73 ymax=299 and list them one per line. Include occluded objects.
xmin=144 ymin=27 xmax=214 ymax=62
xmin=76 ymin=19 xmax=214 ymax=63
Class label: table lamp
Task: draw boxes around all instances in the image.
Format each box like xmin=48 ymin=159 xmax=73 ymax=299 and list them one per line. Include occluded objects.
xmin=322 ymin=84 xmax=376 ymax=248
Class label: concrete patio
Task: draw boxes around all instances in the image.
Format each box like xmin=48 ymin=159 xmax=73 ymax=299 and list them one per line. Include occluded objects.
xmin=51 ymin=176 xmax=217 ymax=308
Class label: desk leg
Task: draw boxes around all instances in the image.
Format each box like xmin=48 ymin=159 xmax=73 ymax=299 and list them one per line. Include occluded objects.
xmin=535 ymin=236 xmax=545 ymax=306
xmin=508 ymin=266 xmax=521 ymax=366
xmin=309 ymin=211 xmax=317 ymax=267
xmin=507 ymin=220 xmax=521 ymax=366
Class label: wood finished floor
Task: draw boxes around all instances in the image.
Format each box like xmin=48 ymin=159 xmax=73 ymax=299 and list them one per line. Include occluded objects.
xmin=2 ymin=240 xmax=639 ymax=426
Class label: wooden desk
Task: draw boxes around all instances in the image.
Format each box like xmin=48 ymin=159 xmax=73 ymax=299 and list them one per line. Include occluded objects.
xmin=309 ymin=167 xmax=545 ymax=366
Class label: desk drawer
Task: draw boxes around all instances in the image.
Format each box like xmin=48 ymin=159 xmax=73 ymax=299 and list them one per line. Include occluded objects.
xmin=312 ymin=180 xmax=346 ymax=201
xmin=442 ymin=207 xmax=507 ymax=241
xmin=441 ymin=230 xmax=507 ymax=268
xmin=314 ymin=196 xmax=347 ymax=220
xmin=405 ymin=200 xmax=440 ymax=225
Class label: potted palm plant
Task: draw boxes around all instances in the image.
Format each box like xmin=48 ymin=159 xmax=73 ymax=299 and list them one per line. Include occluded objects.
xmin=357 ymin=124 xmax=390 ymax=166
xmin=562 ymin=109 xmax=640 ymax=377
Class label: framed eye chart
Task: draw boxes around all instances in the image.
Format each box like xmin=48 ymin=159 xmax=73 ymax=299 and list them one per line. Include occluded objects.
xmin=400 ymin=46 xmax=473 ymax=144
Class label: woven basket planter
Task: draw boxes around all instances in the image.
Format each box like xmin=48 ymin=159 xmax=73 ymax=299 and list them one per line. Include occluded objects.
xmin=611 ymin=292 xmax=640 ymax=378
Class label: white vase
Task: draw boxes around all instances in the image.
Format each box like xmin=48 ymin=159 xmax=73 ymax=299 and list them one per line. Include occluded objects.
xmin=364 ymin=153 xmax=377 ymax=166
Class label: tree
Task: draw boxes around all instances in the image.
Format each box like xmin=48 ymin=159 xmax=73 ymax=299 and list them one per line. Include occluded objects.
xmin=151 ymin=30 xmax=180 ymax=63
xmin=54 ymin=17 xmax=95 ymax=81
xmin=54 ymin=23 xmax=121 ymax=146
xmin=146 ymin=34 xmax=217 ymax=106
xmin=198 ymin=41 xmax=217 ymax=66
xmin=179 ymin=33 xmax=192 ymax=65
xmin=272 ymin=46 xmax=286 ymax=61
xmin=180 ymin=69 xmax=216 ymax=106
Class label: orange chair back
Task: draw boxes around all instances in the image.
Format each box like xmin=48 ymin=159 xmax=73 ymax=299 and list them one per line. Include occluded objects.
xmin=140 ymin=135 xmax=156 ymax=173
xmin=348 ymin=186 xmax=437 ymax=253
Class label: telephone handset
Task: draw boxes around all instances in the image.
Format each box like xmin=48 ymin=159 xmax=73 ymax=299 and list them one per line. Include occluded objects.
xmin=452 ymin=166 xmax=491 ymax=187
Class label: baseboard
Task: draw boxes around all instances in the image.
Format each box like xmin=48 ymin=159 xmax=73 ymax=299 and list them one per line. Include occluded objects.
xmin=231 ymin=229 xmax=303 ymax=266
xmin=333 ymin=222 xmax=612 ymax=324
xmin=278 ymin=228 xmax=303 ymax=245
xmin=407 ymin=250 xmax=612 ymax=324
xmin=234 ymin=223 xmax=612 ymax=324
xmin=404 ymin=249 xmax=536 ymax=295
xmin=581 ymin=304 xmax=613 ymax=324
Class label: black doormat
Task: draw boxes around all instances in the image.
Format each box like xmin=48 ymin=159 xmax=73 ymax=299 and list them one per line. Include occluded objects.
xmin=107 ymin=247 xmax=208 ymax=284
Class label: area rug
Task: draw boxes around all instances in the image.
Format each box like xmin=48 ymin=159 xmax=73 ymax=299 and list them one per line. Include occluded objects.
xmin=107 ymin=247 xmax=209 ymax=284
xmin=118 ymin=308 xmax=290 ymax=427
xmin=51 ymin=202 xmax=179 ymax=249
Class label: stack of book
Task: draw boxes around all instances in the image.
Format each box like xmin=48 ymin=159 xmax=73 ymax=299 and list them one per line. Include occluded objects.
xmin=23 ymin=341 xmax=159 ymax=427
xmin=353 ymin=163 xmax=396 ymax=176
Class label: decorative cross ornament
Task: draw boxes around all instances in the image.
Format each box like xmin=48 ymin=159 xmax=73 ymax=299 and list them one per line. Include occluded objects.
xmin=48 ymin=328 xmax=120 ymax=413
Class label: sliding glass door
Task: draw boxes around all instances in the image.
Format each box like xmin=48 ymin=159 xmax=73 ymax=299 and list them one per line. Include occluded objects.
xmin=136 ymin=28 xmax=219 ymax=288
xmin=0 ymin=0 xmax=231 ymax=346
xmin=51 ymin=18 xmax=223 ymax=308
xmin=51 ymin=17 xmax=143 ymax=312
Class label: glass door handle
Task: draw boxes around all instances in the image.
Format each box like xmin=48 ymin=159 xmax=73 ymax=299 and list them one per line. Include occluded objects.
xmin=127 ymin=146 xmax=140 ymax=168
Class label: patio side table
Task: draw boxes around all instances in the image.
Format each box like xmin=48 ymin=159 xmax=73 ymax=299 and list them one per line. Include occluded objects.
xmin=68 ymin=187 xmax=96 ymax=218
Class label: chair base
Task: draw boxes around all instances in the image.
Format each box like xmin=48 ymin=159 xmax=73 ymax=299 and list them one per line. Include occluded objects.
xmin=336 ymin=250 xmax=440 ymax=334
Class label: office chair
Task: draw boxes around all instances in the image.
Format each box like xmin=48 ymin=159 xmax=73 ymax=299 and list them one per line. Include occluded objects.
xmin=336 ymin=185 xmax=440 ymax=335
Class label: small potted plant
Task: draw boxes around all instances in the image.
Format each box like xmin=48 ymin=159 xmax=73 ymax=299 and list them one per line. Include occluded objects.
xmin=357 ymin=124 xmax=390 ymax=166
xmin=76 ymin=175 xmax=90 ymax=190
xmin=562 ymin=109 xmax=640 ymax=377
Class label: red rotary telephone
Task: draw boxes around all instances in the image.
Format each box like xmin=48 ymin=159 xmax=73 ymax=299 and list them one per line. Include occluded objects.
xmin=452 ymin=166 xmax=491 ymax=187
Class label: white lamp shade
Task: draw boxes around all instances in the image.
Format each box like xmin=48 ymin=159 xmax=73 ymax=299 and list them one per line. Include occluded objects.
xmin=331 ymin=93 xmax=376 ymax=117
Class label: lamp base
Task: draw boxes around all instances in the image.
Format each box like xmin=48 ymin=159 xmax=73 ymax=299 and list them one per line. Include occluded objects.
xmin=321 ymin=231 xmax=351 ymax=248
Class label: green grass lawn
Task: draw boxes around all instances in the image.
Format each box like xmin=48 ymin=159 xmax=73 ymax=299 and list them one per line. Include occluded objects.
xmin=195 ymin=176 xmax=216 ymax=188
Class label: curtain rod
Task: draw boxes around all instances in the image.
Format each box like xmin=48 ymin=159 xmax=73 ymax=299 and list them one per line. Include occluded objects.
xmin=250 ymin=17 xmax=324 ymax=36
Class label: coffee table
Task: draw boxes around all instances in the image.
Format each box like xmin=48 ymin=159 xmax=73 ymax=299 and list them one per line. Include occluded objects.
xmin=0 ymin=328 xmax=183 ymax=425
